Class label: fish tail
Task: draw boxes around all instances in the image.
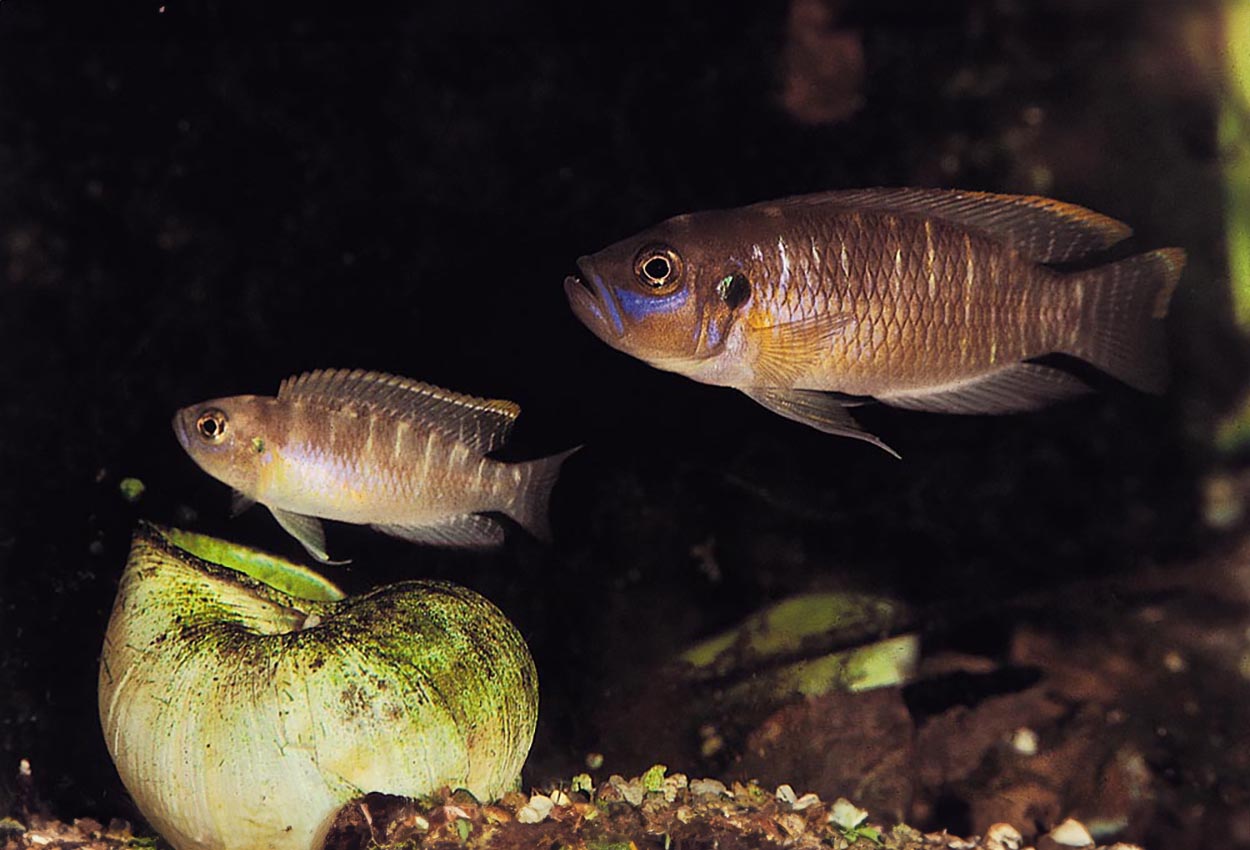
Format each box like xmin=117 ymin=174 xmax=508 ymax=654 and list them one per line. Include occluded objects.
xmin=502 ymin=446 xmax=581 ymax=541
xmin=1064 ymin=247 xmax=1185 ymax=393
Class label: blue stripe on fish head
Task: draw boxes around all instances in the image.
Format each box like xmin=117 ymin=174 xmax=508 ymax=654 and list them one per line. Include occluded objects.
xmin=587 ymin=269 xmax=626 ymax=336
xmin=615 ymin=284 xmax=691 ymax=323
xmin=701 ymin=307 xmax=724 ymax=351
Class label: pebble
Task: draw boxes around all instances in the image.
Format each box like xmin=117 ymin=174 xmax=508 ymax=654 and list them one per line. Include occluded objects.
xmin=607 ymin=774 xmax=644 ymax=806
xmin=689 ymin=778 xmax=731 ymax=798
xmin=828 ymin=797 xmax=869 ymax=830
xmin=517 ymin=795 xmax=555 ymax=825
xmin=986 ymin=822 xmax=1024 ymax=850
xmin=776 ymin=812 xmax=807 ymax=837
xmin=527 ymin=794 xmax=554 ymax=819
xmin=661 ymin=773 xmax=688 ymax=803
xmin=516 ymin=805 xmax=545 ymax=824
xmin=1011 ymin=727 xmax=1040 ymax=756
xmin=1049 ymin=818 xmax=1094 ymax=847
xmin=793 ymin=792 xmax=821 ymax=811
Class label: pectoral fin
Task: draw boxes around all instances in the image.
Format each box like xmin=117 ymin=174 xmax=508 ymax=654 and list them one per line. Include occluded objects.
xmin=751 ymin=314 xmax=854 ymax=387
xmin=742 ymin=387 xmax=899 ymax=458
xmin=268 ymin=507 xmax=349 ymax=564
xmin=372 ymin=514 xmax=505 ymax=549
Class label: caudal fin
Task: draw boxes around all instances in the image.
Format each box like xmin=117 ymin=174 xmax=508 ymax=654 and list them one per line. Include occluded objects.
xmin=1065 ymin=247 xmax=1185 ymax=393
xmin=504 ymin=446 xmax=581 ymax=541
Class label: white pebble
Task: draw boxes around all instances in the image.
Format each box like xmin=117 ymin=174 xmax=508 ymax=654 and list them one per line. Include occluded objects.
xmin=793 ymin=792 xmax=821 ymax=811
xmin=985 ymin=822 xmax=1023 ymax=850
xmin=828 ymin=798 xmax=869 ymax=830
xmin=775 ymin=784 xmax=798 ymax=806
xmin=527 ymin=794 xmax=554 ymax=818
xmin=1050 ymin=818 xmax=1094 ymax=847
xmin=516 ymin=805 xmax=546 ymax=824
xmin=549 ymin=789 xmax=571 ymax=807
xmin=1011 ymin=727 xmax=1039 ymax=756
xmin=690 ymin=778 xmax=730 ymax=798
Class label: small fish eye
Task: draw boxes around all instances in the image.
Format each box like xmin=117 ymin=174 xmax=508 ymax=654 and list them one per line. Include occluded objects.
xmin=195 ymin=409 xmax=228 ymax=442
xmin=634 ymin=246 xmax=682 ymax=291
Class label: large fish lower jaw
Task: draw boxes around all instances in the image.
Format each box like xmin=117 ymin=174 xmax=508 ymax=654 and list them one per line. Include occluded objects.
xmin=564 ymin=261 xmax=627 ymax=342
xmin=172 ymin=412 xmax=193 ymax=453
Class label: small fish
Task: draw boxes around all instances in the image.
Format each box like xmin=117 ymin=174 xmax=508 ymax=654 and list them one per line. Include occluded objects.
xmin=173 ymin=369 xmax=578 ymax=562
xmin=565 ymin=188 xmax=1185 ymax=455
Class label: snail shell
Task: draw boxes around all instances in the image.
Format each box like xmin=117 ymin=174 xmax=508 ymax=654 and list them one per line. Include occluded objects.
xmin=99 ymin=523 xmax=538 ymax=850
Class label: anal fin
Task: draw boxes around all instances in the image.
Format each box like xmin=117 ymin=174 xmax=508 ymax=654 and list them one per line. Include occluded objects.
xmin=268 ymin=507 xmax=349 ymax=564
xmin=742 ymin=387 xmax=899 ymax=458
xmin=878 ymin=363 xmax=1088 ymax=415
xmin=372 ymin=514 xmax=505 ymax=549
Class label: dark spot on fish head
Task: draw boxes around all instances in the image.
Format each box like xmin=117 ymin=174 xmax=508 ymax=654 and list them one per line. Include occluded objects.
xmin=717 ymin=273 xmax=751 ymax=310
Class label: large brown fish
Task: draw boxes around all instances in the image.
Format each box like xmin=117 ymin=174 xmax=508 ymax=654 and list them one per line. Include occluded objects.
xmin=565 ymin=188 xmax=1185 ymax=455
xmin=173 ymin=369 xmax=578 ymax=562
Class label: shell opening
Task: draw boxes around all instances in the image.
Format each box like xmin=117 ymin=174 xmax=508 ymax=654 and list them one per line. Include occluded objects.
xmin=152 ymin=525 xmax=346 ymax=602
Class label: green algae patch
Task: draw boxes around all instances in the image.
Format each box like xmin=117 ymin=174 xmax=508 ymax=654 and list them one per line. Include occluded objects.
xmin=118 ymin=477 xmax=146 ymax=503
xmin=678 ymin=591 xmax=907 ymax=683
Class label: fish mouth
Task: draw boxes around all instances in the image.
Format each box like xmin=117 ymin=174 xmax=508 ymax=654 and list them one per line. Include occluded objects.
xmin=171 ymin=410 xmax=192 ymax=452
xmin=564 ymin=257 xmax=626 ymax=340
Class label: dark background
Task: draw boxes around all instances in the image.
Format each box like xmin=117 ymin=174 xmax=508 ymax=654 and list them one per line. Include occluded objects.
xmin=0 ymin=0 xmax=1242 ymax=837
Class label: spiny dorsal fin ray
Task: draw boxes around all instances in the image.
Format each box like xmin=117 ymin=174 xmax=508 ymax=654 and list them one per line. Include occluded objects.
xmin=277 ymin=368 xmax=520 ymax=453
xmin=760 ymin=188 xmax=1132 ymax=264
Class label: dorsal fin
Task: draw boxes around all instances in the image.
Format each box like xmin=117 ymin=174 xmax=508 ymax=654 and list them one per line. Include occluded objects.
xmin=758 ymin=188 xmax=1132 ymax=263
xmin=277 ymin=369 xmax=520 ymax=453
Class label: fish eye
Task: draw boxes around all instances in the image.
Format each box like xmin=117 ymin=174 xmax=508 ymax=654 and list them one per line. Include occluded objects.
xmin=195 ymin=409 xmax=229 ymax=442
xmin=634 ymin=246 xmax=683 ymax=292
